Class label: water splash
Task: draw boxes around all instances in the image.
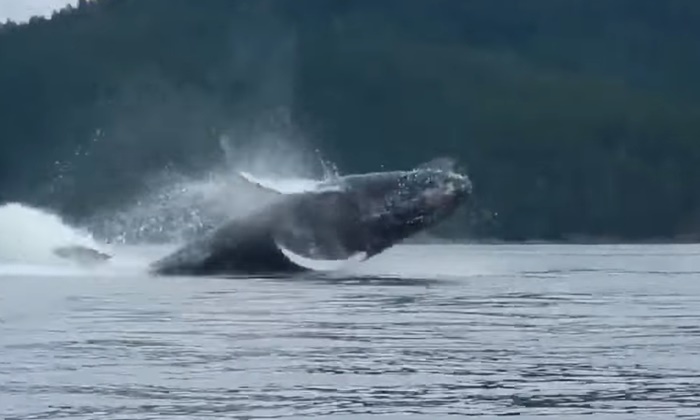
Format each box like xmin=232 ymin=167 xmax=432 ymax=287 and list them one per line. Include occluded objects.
xmin=87 ymin=136 xmax=342 ymax=245
xmin=0 ymin=203 xmax=105 ymax=265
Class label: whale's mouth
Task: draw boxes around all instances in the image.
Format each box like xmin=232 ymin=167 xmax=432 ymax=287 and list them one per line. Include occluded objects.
xmin=275 ymin=240 xmax=367 ymax=272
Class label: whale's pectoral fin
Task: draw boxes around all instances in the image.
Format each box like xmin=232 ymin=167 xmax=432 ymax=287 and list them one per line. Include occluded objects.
xmin=235 ymin=171 xmax=286 ymax=195
xmin=53 ymin=245 xmax=112 ymax=266
xmin=415 ymin=157 xmax=457 ymax=173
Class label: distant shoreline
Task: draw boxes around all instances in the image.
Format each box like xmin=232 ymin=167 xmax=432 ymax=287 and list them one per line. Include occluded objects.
xmin=409 ymin=234 xmax=700 ymax=246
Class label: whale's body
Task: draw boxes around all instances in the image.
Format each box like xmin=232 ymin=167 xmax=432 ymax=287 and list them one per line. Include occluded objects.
xmin=149 ymin=190 xmax=361 ymax=275
xmin=150 ymin=158 xmax=472 ymax=276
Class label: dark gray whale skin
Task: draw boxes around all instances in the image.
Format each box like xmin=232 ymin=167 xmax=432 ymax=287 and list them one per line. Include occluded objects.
xmin=150 ymin=159 xmax=472 ymax=276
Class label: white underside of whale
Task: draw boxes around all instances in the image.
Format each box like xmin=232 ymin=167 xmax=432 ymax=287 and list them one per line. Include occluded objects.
xmin=276 ymin=241 xmax=367 ymax=272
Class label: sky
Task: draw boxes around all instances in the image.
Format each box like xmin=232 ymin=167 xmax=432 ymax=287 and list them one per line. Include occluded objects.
xmin=0 ymin=0 xmax=78 ymax=23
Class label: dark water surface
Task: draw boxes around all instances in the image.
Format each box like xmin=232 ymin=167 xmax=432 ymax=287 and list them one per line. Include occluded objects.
xmin=2 ymin=244 xmax=700 ymax=419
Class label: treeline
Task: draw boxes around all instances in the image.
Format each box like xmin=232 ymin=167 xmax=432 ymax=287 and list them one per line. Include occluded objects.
xmin=2 ymin=0 xmax=700 ymax=241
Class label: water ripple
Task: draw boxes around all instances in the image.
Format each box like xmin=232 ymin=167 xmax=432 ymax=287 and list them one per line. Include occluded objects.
xmin=3 ymin=244 xmax=700 ymax=418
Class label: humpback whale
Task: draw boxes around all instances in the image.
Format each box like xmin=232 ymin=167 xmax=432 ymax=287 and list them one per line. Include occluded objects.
xmin=149 ymin=158 xmax=472 ymax=276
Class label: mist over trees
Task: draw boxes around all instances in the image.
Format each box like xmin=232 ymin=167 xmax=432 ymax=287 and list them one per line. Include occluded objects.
xmin=1 ymin=0 xmax=700 ymax=241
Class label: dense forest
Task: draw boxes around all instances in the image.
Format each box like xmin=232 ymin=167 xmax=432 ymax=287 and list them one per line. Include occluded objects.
xmin=2 ymin=0 xmax=700 ymax=241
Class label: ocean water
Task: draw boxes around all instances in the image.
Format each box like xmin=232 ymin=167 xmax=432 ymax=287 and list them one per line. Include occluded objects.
xmin=2 ymin=243 xmax=700 ymax=419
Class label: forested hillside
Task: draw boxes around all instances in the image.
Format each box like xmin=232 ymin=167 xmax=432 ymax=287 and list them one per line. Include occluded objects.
xmin=2 ymin=0 xmax=700 ymax=241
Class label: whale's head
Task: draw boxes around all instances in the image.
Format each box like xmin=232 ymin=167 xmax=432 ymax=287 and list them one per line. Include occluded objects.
xmin=379 ymin=168 xmax=471 ymax=231
xmin=340 ymin=161 xmax=472 ymax=256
